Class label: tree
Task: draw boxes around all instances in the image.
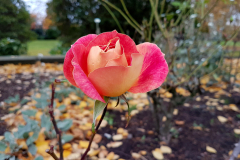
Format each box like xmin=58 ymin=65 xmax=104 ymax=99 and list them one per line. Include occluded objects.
xmin=0 ymin=0 xmax=36 ymax=43
xmin=46 ymin=0 xmax=152 ymax=46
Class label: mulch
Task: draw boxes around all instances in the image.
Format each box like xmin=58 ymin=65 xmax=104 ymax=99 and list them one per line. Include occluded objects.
xmin=0 ymin=70 xmax=240 ymax=160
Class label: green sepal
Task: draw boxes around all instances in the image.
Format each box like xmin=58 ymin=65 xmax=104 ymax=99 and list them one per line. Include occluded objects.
xmin=92 ymin=96 xmax=110 ymax=126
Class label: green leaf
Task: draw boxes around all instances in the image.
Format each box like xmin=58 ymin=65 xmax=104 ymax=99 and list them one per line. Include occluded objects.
xmin=34 ymin=156 xmax=44 ymax=160
xmin=20 ymin=98 xmax=29 ymax=105
xmin=58 ymin=104 xmax=66 ymax=111
xmin=4 ymin=94 xmax=20 ymax=104
xmin=57 ymin=119 xmax=73 ymax=131
xmin=34 ymin=98 xmax=49 ymax=109
xmin=93 ymin=97 xmax=109 ymax=125
xmin=21 ymin=109 xmax=37 ymax=116
xmin=26 ymin=132 xmax=39 ymax=145
xmin=0 ymin=153 xmax=9 ymax=159
xmin=171 ymin=1 xmax=181 ymax=7
xmin=61 ymin=134 xmax=74 ymax=144
xmin=4 ymin=132 xmax=14 ymax=143
xmin=9 ymin=156 xmax=16 ymax=160
xmin=28 ymin=144 xmax=37 ymax=155
xmin=0 ymin=141 xmax=7 ymax=152
xmin=41 ymin=114 xmax=52 ymax=131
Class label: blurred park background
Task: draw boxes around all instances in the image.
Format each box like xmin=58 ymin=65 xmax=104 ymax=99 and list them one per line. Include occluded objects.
xmin=1 ymin=0 xmax=240 ymax=160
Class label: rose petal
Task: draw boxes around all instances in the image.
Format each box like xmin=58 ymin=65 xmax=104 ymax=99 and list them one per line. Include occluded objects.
xmin=63 ymin=49 xmax=78 ymax=87
xmin=63 ymin=34 xmax=97 ymax=87
xmin=105 ymin=40 xmax=128 ymax=67
xmin=129 ymin=43 xmax=168 ymax=93
xmin=88 ymin=53 xmax=144 ymax=97
xmin=75 ymin=34 xmax=97 ymax=47
xmin=71 ymin=44 xmax=105 ymax=102
xmin=87 ymin=40 xmax=127 ymax=74
xmin=86 ymin=30 xmax=118 ymax=52
xmin=72 ymin=44 xmax=89 ymax=74
xmin=87 ymin=47 xmax=119 ymax=74
xmin=116 ymin=33 xmax=139 ymax=64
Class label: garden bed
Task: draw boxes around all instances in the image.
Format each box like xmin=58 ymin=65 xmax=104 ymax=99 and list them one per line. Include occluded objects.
xmin=0 ymin=63 xmax=240 ymax=160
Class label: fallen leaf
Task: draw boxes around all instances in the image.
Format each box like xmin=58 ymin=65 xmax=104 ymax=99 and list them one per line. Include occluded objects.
xmin=217 ymin=116 xmax=228 ymax=123
xmin=106 ymin=142 xmax=123 ymax=148
xmin=173 ymin=109 xmax=178 ymax=115
xmin=206 ymin=146 xmax=217 ymax=153
xmin=139 ymin=150 xmax=147 ymax=156
xmin=88 ymin=149 xmax=100 ymax=157
xmin=196 ymin=97 xmax=201 ymax=101
xmin=63 ymin=150 xmax=72 ymax=158
xmin=152 ymin=148 xmax=164 ymax=160
xmin=132 ymin=152 xmax=141 ymax=159
xmin=175 ymin=120 xmax=185 ymax=125
xmin=160 ymin=146 xmax=172 ymax=154
xmin=113 ymin=134 xmax=123 ymax=141
xmin=79 ymin=141 xmax=89 ymax=149
xmin=234 ymin=129 xmax=240 ymax=134
xmin=117 ymin=128 xmax=124 ymax=134
xmin=106 ymin=152 xmax=115 ymax=159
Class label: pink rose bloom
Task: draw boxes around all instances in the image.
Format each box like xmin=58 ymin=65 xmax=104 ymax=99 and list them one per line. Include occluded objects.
xmin=63 ymin=30 xmax=168 ymax=102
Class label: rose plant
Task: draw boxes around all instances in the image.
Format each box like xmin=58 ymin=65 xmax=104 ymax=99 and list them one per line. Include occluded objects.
xmin=63 ymin=30 xmax=168 ymax=102
xmin=45 ymin=30 xmax=168 ymax=160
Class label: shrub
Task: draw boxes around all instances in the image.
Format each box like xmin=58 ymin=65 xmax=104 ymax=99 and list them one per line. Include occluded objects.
xmin=49 ymin=43 xmax=69 ymax=55
xmin=45 ymin=27 xmax=61 ymax=39
xmin=0 ymin=38 xmax=27 ymax=56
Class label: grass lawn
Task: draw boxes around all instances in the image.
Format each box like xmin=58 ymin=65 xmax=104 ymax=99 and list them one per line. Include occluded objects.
xmin=27 ymin=40 xmax=59 ymax=56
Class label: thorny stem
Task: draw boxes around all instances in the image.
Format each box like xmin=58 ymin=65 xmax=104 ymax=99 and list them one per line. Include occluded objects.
xmin=81 ymin=104 xmax=108 ymax=160
xmin=46 ymin=146 xmax=59 ymax=160
xmin=46 ymin=83 xmax=64 ymax=160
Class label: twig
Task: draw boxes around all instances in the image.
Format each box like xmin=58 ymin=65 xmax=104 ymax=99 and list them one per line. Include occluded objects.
xmin=200 ymin=0 xmax=219 ymax=24
xmin=46 ymin=83 xmax=64 ymax=160
xmin=80 ymin=104 xmax=108 ymax=160
xmin=120 ymin=0 xmax=142 ymax=29
xmin=101 ymin=2 xmax=125 ymax=33
xmin=46 ymin=146 xmax=59 ymax=160
xmin=101 ymin=0 xmax=143 ymax=35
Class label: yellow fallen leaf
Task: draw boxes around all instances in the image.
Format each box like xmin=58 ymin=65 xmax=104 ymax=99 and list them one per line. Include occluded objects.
xmin=88 ymin=149 xmax=100 ymax=157
xmin=79 ymin=101 xmax=87 ymax=108
xmin=173 ymin=109 xmax=178 ymax=115
xmin=206 ymin=146 xmax=217 ymax=153
xmin=35 ymin=111 xmax=43 ymax=121
xmin=164 ymin=92 xmax=173 ymax=98
xmin=152 ymin=148 xmax=164 ymax=160
xmin=196 ymin=97 xmax=201 ymax=101
xmin=234 ymin=129 xmax=240 ymax=134
xmin=69 ymin=94 xmax=79 ymax=101
xmin=63 ymin=143 xmax=72 ymax=150
xmin=63 ymin=150 xmax=72 ymax=158
xmin=79 ymin=141 xmax=89 ymax=149
xmin=5 ymin=146 xmax=10 ymax=154
xmin=36 ymin=140 xmax=50 ymax=157
xmin=106 ymin=151 xmax=115 ymax=159
xmin=17 ymin=139 xmax=28 ymax=150
xmin=64 ymin=98 xmax=71 ymax=106
xmin=217 ymin=116 xmax=228 ymax=123
xmin=160 ymin=146 xmax=172 ymax=154
xmin=230 ymin=104 xmax=239 ymax=112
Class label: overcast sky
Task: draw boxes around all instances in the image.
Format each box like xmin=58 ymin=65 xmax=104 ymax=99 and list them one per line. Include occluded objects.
xmin=23 ymin=0 xmax=50 ymax=23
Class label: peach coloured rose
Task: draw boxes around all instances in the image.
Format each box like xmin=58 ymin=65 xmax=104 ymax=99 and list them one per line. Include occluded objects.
xmin=63 ymin=30 xmax=168 ymax=102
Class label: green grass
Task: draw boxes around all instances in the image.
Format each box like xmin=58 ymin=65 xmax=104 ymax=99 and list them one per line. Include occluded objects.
xmin=27 ymin=40 xmax=59 ymax=56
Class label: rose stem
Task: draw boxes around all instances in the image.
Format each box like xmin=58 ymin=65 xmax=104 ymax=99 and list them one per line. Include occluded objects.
xmin=46 ymin=83 xmax=63 ymax=160
xmin=46 ymin=145 xmax=59 ymax=160
xmin=81 ymin=104 xmax=108 ymax=160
